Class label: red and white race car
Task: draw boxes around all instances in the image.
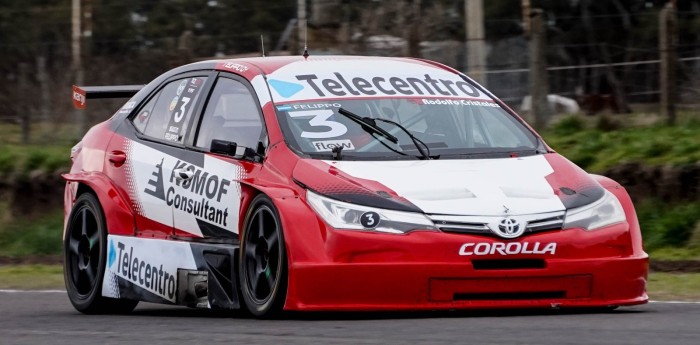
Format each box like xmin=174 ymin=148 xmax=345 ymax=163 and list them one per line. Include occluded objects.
xmin=63 ymin=55 xmax=648 ymax=317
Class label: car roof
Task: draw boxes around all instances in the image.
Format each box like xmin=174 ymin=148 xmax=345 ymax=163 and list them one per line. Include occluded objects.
xmin=190 ymin=55 xmax=459 ymax=76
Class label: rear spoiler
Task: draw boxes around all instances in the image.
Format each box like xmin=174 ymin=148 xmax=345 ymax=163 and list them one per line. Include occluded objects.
xmin=72 ymin=84 xmax=144 ymax=109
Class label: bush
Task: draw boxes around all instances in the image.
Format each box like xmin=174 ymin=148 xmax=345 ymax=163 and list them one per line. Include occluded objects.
xmin=0 ymin=210 xmax=63 ymax=257
xmin=0 ymin=151 xmax=17 ymax=174
xmin=550 ymin=116 xmax=586 ymax=136
xmin=636 ymin=200 xmax=700 ymax=250
xmin=23 ymin=150 xmax=50 ymax=171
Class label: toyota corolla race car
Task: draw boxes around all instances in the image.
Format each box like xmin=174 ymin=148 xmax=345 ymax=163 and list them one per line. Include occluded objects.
xmin=63 ymin=55 xmax=648 ymax=317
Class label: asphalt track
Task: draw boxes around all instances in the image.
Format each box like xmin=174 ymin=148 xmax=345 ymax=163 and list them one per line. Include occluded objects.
xmin=1 ymin=291 xmax=699 ymax=345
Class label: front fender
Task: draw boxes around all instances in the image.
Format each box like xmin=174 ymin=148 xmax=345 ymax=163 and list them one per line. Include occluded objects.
xmin=590 ymin=174 xmax=645 ymax=256
xmin=62 ymin=172 xmax=135 ymax=238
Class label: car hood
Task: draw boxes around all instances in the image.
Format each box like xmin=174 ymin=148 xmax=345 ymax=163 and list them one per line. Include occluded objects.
xmin=292 ymin=153 xmax=605 ymax=216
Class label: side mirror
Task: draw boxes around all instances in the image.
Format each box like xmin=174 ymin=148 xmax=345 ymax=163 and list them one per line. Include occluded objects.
xmin=210 ymin=139 xmax=237 ymax=156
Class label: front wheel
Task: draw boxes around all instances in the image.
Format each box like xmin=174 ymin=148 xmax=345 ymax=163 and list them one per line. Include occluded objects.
xmin=239 ymin=194 xmax=288 ymax=318
xmin=64 ymin=193 xmax=138 ymax=314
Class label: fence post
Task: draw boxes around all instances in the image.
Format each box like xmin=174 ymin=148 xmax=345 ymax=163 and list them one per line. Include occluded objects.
xmin=529 ymin=8 xmax=549 ymax=129
xmin=659 ymin=2 xmax=677 ymax=125
xmin=18 ymin=63 xmax=30 ymax=144
xmin=465 ymin=0 xmax=486 ymax=85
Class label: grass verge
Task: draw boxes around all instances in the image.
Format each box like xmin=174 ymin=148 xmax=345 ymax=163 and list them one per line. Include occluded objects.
xmin=647 ymin=272 xmax=700 ymax=301
xmin=1 ymin=265 xmax=698 ymax=302
xmin=0 ymin=264 xmax=64 ymax=289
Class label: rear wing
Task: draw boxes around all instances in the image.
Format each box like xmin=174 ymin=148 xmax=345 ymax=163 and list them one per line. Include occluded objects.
xmin=72 ymin=84 xmax=144 ymax=109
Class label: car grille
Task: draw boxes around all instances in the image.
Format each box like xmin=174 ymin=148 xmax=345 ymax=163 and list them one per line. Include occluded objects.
xmin=429 ymin=212 xmax=565 ymax=237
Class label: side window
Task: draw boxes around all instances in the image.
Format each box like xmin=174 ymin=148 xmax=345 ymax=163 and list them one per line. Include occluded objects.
xmin=196 ymin=78 xmax=264 ymax=151
xmin=131 ymin=76 xmax=207 ymax=144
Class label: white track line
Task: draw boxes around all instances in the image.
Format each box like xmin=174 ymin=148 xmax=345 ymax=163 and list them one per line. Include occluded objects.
xmin=650 ymin=300 xmax=700 ymax=304
xmin=0 ymin=289 xmax=65 ymax=293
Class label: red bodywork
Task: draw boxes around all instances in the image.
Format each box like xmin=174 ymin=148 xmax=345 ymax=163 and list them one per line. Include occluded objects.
xmin=64 ymin=56 xmax=648 ymax=311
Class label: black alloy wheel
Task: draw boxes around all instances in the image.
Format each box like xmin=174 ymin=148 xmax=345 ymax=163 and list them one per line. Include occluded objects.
xmin=64 ymin=193 xmax=138 ymax=314
xmin=239 ymin=194 xmax=288 ymax=318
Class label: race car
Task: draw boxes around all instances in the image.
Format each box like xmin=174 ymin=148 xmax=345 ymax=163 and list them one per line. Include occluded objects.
xmin=63 ymin=55 xmax=648 ymax=317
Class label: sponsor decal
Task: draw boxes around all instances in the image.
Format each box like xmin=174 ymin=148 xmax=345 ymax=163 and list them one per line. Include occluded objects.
xmin=176 ymin=80 xmax=188 ymax=96
xmin=165 ymin=77 xmax=205 ymax=142
xmin=292 ymin=73 xmax=482 ymax=98
xmin=458 ymin=242 xmax=557 ymax=256
xmin=127 ymin=140 xmax=242 ymax=237
xmin=268 ymin=79 xmax=304 ymax=98
xmin=421 ymin=98 xmax=499 ymax=107
xmin=277 ymin=103 xmax=341 ymax=112
xmin=138 ymin=110 xmax=150 ymax=123
xmin=72 ymin=86 xmax=86 ymax=109
xmin=119 ymin=101 xmax=137 ymax=114
xmin=312 ymin=139 xmax=355 ymax=152
xmin=144 ymin=158 xmax=231 ymax=228
xmin=109 ymin=239 xmax=177 ymax=301
xmin=222 ymin=62 xmax=249 ymax=73
xmin=169 ymin=96 xmax=179 ymax=112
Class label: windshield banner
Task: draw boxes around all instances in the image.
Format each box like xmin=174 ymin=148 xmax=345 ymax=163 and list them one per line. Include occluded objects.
xmin=265 ymin=59 xmax=495 ymax=103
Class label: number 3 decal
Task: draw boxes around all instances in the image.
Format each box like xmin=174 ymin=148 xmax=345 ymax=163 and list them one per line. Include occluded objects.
xmin=288 ymin=109 xmax=348 ymax=139
xmin=173 ymin=97 xmax=191 ymax=123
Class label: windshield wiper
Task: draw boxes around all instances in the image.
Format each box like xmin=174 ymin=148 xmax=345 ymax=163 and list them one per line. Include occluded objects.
xmin=373 ymin=118 xmax=431 ymax=160
xmin=337 ymin=108 xmax=431 ymax=160
xmin=337 ymin=108 xmax=398 ymax=144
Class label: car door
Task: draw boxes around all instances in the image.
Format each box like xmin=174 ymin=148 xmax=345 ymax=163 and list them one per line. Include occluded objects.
xmin=171 ymin=73 xmax=268 ymax=240
xmin=113 ymin=72 xmax=213 ymax=238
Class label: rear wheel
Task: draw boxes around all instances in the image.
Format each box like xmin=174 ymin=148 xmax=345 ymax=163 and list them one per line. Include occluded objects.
xmin=239 ymin=194 xmax=288 ymax=318
xmin=64 ymin=193 xmax=138 ymax=314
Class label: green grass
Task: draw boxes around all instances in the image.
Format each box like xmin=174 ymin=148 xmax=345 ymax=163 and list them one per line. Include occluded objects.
xmin=636 ymin=200 xmax=700 ymax=252
xmin=542 ymin=116 xmax=700 ymax=172
xmin=0 ymin=264 xmax=64 ymax=289
xmin=649 ymin=247 xmax=700 ymax=261
xmin=0 ymin=144 xmax=72 ymax=176
xmin=647 ymin=272 xmax=700 ymax=301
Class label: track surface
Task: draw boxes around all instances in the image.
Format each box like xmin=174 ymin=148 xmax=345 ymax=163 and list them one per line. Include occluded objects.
xmin=1 ymin=291 xmax=699 ymax=345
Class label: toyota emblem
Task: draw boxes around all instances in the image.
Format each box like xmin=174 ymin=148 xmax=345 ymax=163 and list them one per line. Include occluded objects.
xmin=494 ymin=217 xmax=525 ymax=238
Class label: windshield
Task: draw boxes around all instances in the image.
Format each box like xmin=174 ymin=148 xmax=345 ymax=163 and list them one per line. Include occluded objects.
xmin=275 ymin=97 xmax=540 ymax=160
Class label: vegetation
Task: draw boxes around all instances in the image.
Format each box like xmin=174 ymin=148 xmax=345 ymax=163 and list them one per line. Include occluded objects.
xmin=543 ymin=115 xmax=700 ymax=172
xmin=647 ymin=272 xmax=700 ymax=301
xmin=0 ymin=210 xmax=63 ymax=258
xmin=0 ymin=265 xmax=64 ymax=290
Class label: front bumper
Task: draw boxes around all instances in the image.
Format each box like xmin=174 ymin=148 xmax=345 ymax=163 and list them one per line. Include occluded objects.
xmin=287 ymin=255 xmax=648 ymax=311
xmin=283 ymin=223 xmax=648 ymax=311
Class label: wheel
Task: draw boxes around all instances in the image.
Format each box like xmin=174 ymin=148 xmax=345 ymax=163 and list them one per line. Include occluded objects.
xmin=239 ymin=194 xmax=288 ymax=318
xmin=64 ymin=193 xmax=138 ymax=314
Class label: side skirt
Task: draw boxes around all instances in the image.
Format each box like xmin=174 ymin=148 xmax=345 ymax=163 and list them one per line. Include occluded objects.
xmin=102 ymin=235 xmax=240 ymax=309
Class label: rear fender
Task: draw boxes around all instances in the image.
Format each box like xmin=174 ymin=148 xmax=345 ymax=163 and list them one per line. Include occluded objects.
xmin=62 ymin=172 xmax=135 ymax=238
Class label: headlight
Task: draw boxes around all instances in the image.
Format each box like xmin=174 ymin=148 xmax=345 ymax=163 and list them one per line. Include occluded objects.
xmin=306 ymin=190 xmax=436 ymax=234
xmin=563 ymin=190 xmax=626 ymax=231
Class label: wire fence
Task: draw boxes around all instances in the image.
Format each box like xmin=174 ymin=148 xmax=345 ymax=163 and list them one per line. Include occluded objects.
xmin=2 ymin=22 xmax=700 ymax=145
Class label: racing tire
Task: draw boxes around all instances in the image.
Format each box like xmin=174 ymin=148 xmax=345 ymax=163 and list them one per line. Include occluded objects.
xmin=64 ymin=193 xmax=139 ymax=314
xmin=239 ymin=194 xmax=288 ymax=318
